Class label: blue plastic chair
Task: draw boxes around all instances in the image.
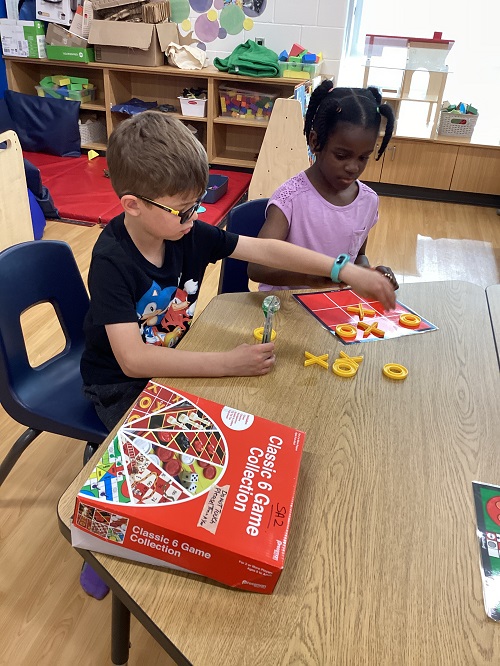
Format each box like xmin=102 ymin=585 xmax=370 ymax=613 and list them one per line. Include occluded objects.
xmin=0 ymin=240 xmax=108 ymax=487
xmin=218 ymin=198 xmax=269 ymax=294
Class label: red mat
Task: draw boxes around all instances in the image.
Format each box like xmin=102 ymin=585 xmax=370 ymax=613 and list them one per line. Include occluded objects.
xmin=24 ymin=152 xmax=251 ymax=227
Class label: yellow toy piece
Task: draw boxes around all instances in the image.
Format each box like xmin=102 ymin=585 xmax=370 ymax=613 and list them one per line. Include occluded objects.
xmin=332 ymin=359 xmax=358 ymax=377
xmin=399 ymin=313 xmax=421 ymax=328
xmin=335 ymin=324 xmax=357 ymax=340
xmin=87 ymin=149 xmax=99 ymax=161
xmin=357 ymin=321 xmax=385 ymax=338
xmin=338 ymin=350 xmax=364 ymax=369
xmin=304 ymin=351 xmax=329 ymax=369
xmin=346 ymin=303 xmax=376 ymax=321
xmin=383 ymin=363 xmax=408 ymax=380
xmin=253 ymin=326 xmax=276 ymax=342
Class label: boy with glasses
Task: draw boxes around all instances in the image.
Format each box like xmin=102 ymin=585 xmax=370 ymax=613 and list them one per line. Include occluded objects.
xmin=81 ymin=110 xmax=396 ymax=433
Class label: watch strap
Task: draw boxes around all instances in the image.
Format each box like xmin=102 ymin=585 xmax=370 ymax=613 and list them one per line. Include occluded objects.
xmin=330 ymin=253 xmax=350 ymax=283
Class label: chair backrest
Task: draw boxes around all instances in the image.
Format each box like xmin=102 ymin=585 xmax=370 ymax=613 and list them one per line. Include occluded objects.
xmin=0 ymin=130 xmax=34 ymax=251
xmin=0 ymin=240 xmax=90 ymax=419
xmin=218 ymin=198 xmax=268 ymax=294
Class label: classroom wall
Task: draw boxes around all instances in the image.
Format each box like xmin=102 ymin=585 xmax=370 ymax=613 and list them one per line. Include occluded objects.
xmin=200 ymin=0 xmax=349 ymax=84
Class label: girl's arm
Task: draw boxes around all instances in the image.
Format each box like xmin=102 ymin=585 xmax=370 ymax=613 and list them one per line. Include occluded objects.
xmin=355 ymin=239 xmax=370 ymax=267
xmin=233 ymin=235 xmax=396 ymax=310
xmin=247 ymin=205 xmax=332 ymax=288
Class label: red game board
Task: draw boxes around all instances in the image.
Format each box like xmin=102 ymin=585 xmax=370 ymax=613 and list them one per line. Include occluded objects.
xmin=293 ymin=289 xmax=437 ymax=344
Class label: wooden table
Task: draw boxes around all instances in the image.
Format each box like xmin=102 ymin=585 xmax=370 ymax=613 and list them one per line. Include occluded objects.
xmin=58 ymin=281 xmax=500 ymax=665
xmin=487 ymin=284 xmax=500 ymax=367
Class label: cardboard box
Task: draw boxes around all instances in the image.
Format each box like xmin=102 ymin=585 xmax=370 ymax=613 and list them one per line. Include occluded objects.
xmin=46 ymin=22 xmax=88 ymax=48
xmin=0 ymin=19 xmax=46 ymax=58
xmin=71 ymin=382 xmax=305 ymax=593
xmin=45 ymin=44 xmax=95 ymax=63
xmin=36 ymin=0 xmax=74 ymax=26
xmin=88 ymin=20 xmax=178 ymax=67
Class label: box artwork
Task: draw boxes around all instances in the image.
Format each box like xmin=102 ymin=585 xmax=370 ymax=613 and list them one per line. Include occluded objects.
xmin=71 ymin=382 xmax=305 ymax=593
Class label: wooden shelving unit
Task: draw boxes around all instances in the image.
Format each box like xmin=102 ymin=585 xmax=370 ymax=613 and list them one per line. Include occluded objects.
xmin=3 ymin=57 xmax=298 ymax=167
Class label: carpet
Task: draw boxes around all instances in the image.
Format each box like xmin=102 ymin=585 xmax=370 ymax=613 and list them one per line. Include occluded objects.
xmin=24 ymin=152 xmax=251 ymax=227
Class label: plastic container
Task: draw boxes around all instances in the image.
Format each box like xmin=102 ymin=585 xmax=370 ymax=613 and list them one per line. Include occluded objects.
xmin=219 ymin=85 xmax=279 ymax=120
xmin=438 ymin=111 xmax=478 ymax=137
xmin=178 ymin=96 xmax=207 ymax=118
xmin=278 ymin=60 xmax=321 ymax=80
xmin=203 ymin=174 xmax=228 ymax=203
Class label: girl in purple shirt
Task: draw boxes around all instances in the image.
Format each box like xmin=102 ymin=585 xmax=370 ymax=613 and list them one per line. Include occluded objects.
xmin=248 ymin=81 xmax=398 ymax=292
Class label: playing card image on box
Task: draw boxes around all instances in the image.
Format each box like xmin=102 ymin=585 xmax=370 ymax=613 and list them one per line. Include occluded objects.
xmin=71 ymin=382 xmax=305 ymax=593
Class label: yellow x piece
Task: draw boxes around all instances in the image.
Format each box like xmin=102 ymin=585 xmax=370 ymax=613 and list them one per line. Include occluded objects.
xmin=346 ymin=303 xmax=376 ymax=321
xmin=304 ymin=351 xmax=329 ymax=369
xmin=357 ymin=321 xmax=386 ymax=338
xmin=339 ymin=350 xmax=364 ymax=368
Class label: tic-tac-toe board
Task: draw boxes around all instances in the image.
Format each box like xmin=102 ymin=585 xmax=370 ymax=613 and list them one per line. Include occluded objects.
xmin=294 ymin=289 xmax=437 ymax=344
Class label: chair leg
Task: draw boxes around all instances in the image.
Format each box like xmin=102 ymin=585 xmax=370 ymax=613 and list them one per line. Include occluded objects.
xmin=83 ymin=441 xmax=100 ymax=466
xmin=0 ymin=428 xmax=42 ymax=488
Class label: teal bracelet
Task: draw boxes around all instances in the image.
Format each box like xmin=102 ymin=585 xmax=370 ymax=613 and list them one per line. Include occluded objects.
xmin=330 ymin=253 xmax=350 ymax=283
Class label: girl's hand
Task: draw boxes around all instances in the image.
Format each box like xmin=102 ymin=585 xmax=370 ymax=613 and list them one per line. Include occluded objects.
xmin=339 ymin=263 xmax=396 ymax=311
xmin=224 ymin=342 xmax=276 ymax=376
xmin=374 ymin=265 xmax=399 ymax=290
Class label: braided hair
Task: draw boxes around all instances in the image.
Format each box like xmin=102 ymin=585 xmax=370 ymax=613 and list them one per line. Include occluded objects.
xmin=304 ymin=80 xmax=395 ymax=161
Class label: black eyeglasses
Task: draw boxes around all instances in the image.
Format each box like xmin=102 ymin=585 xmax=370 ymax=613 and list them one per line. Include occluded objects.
xmin=125 ymin=192 xmax=205 ymax=224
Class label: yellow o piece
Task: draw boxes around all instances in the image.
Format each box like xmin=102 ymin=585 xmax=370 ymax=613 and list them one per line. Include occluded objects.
xmin=399 ymin=313 xmax=421 ymax=328
xmin=181 ymin=19 xmax=191 ymax=31
xmin=207 ymin=9 xmax=217 ymax=21
xmin=253 ymin=327 xmax=276 ymax=342
xmin=243 ymin=17 xmax=254 ymax=30
xmin=383 ymin=363 xmax=408 ymax=380
xmin=332 ymin=360 xmax=358 ymax=377
xmin=335 ymin=324 xmax=357 ymax=340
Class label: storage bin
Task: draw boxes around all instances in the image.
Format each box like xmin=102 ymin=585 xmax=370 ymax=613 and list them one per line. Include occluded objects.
xmin=79 ymin=116 xmax=107 ymax=145
xmin=278 ymin=60 xmax=321 ymax=80
xmin=178 ymin=96 xmax=207 ymax=118
xmin=219 ymin=85 xmax=279 ymax=120
xmin=438 ymin=111 xmax=478 ymax=137
xmin=203 ymin=174 xmax=228 ymax=203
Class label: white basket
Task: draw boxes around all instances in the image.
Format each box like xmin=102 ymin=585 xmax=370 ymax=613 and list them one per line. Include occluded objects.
xmin=79 ymin=117 xmax=107 ymax=145
xmin=178 ymin=96 xmax=207 ymax=118
xmin=438 ymin=111 xmax=478 ymax=137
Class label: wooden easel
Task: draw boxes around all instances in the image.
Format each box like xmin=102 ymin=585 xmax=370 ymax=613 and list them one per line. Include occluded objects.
xmin=0 ymin=130 xmax=34 ymax=251
xmin=248 ymin=98 xmax=310 ymax=201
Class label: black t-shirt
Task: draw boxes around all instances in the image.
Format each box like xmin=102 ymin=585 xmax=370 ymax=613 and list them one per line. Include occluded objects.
xmin=80 ymin=213 xmax=239 ymax=386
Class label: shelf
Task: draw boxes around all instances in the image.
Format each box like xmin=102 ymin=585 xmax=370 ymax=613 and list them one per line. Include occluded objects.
xmin=210 ymin=154 xmax=257 ymax=169
xmin=383 ymin=93 xmax=440 ymax=104
xmin=81 ymin=101 xmax=106 ymax=111
xmin=213 ymin=116 xmax=269 ymax=129
xmin=110 ymin=110 xmax=207 ymax=123
xmin=4 ymin=56 xmax=300 ymax=168
xmin=81 ymin=142 xmax=107 ymax=151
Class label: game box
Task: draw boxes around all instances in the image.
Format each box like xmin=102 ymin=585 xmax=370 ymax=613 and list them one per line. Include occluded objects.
xmin=71 ymin=382 xmax=305 ymax=593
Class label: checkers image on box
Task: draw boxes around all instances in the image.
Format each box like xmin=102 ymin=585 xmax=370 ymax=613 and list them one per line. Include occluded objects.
xmin=71 ymin=382 xmax=305 ymax=593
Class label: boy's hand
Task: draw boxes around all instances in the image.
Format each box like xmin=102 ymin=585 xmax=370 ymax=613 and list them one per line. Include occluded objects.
xmin=225 ymin=342 xmax=276 ymax=376
xmin=339 ymin=263 xmax=396 ymax=311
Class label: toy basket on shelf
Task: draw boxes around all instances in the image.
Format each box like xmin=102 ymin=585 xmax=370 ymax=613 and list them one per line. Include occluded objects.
xmin=438 ymin=111 xmax=478 ymax=137
xmin=79 ymin=115 xmax=107 ymax=145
